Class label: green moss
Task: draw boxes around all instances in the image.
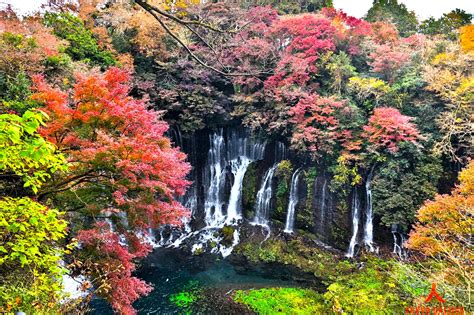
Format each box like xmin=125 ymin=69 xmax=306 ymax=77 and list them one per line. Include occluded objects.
xmin=193 ymin=246 xmax=204 ymax=256
xmin=323 ymin=258 xmax=410 ymax=314
xmin=221 ymin=225 xmax=235 ymax=246
xmin=274 ymin=160 xmax=293 ymax=221
xmin=236 ymin=238 xmax=352 ymax=281
xmin=170 ymin=291 xmax=198 ymax=308
xmin=235 ymin=238 xmax=418 ymax=314
xmin=304 ymin=167 xmax=318 ymax=205
xmin=295 ymin=167 xmax=317 ymax=230
xmin=242 ymin=161 xmax=258 ymax=218
xmin=169 ymin=281 xmax=201 ymax=311
xmin=234 ymin=287 xmax=325 ymax=314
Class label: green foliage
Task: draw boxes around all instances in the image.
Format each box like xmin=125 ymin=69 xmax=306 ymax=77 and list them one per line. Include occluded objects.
xmin=348 ymin=76 xmax=390 ymax=110
xmin=43 ymin=13 xmax=115 ymax=67
xmin=372 ymin=145 xmax=442 ymax=230
xmin=390 ymin=262 xmax=430 ymax=301
xmin=330 ymin=155 xmax=361 ymax=194
xmin=365 ymin=0 xmax=419 ymax=37
xmin=323 ymin=258 xmax=409 ymax=314
xmin=234 ymin=287 xmax=325 ymax=314
xmin=304 ymin=167 xmax=317 ymax=206
xmin=43 ymin=53 xmax=72 ymax=75
xmin=0 ymin=197 xmax=69 ymax=314
xmin=221 ymin=225 xmax=235 ymax=246
xmin=320 ymin=52 xmax=357 ymax=95
xmin=0 ymin=71 xmax=31 ymax=105
xmin=276 ymin=160 xmax=293 ymax=179
xmin=420 ymin=9 xmax=473 ymax=39
xmin=0 ymin=110 xmax=68 ymax=194
xmin=276 ymin=0 xmax=333 ymax=14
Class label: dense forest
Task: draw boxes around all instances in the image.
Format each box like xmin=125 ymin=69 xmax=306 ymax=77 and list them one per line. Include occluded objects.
xmin=0 ymin=0 xmax=472 ymax=314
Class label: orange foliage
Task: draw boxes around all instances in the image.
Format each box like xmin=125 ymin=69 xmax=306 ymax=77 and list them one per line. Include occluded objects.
xmin=0 ymin=7 xmax=64 ymax=57
xmin=460 ymin=25 xmax=474 ymax=53
xmin=370 ymin=21 xmax=399 ymax=44
xmin=407 ymin=161 xmax=473 ymax=257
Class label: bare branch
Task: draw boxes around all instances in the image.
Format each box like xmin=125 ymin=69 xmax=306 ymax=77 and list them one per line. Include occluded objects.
xmin=134 ymin=0 xmax=272 ymax=77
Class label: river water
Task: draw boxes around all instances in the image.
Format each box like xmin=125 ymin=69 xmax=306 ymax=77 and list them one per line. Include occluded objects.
xmin=89 ymin=247 xmax=299 ymax=314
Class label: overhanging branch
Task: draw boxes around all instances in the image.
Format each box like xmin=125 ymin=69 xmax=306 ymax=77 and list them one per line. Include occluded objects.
xmin=134 ymin=0 xmax=272 ymax=77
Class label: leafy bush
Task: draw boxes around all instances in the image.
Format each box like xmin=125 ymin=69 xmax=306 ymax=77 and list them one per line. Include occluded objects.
xmin=0 ymin=110 xmax=68 ymax=193
xmin=43 ymin=12 xmax=115 ymax=67
xmin=0 ymin=197 xmax=69 ymax=314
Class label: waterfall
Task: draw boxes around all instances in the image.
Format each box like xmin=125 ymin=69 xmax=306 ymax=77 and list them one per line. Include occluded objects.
xmin=225 ymin=129 xmax=265 ymax=224
xmin=346 ymin=191 xmax=360 ymax=258
xmin=253 ymin=164 xmax=278 ymax=227
xmin=203 ymin=128 xmax=266 ymax=228
xmin=391 ymin=224 xmax=406 ymax=259
xmin=319 ymin=178 xmax=327 ymax=231
xmin=392 ymin=233 xmax=402 ymax=257
xmin=284 ymin=168 xmax=302 ymax=234
xmin=204 ymin=130 xmax=226 ymax=227
xmin=274 ymin=141 xmax=287 ymax=161
xmin=227 ymin=157 xmax=251 ymax=223
xmin=363 ymin=168 xmax=375 ymax=252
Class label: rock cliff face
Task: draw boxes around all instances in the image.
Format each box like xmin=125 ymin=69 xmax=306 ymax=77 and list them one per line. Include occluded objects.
xmin=160 ymin=126 xmax=386 ymax=256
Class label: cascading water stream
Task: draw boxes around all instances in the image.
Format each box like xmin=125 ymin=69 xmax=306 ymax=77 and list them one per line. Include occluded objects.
xmin=346 ymin=191 xmax=360 ymax=258
xmin=274 ymin=141 xmax=287 ymax=161
xmin=227 ymin=157 xmax=251 ymax=223
xmin=363 ymin=167 xmax=375 ymax=252
xmin=253 ymin=164 xmax=278 ymax=227
xmin=203 ymin=129 xmax=266 ymax=228
xmin=204 ymin=131 xmax=226 ymax=227
xmin=319 ymin=178 xmax=327 ymax=232
xmin=284 ymin=168 xmax=302 ymax=234
xmin=392 ymin=227 xmax=406 ymax=259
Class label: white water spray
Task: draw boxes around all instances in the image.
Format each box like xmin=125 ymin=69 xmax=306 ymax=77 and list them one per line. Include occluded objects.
xmin=284 ymin=168 xmax=302 ymax=233
xmin=346 ymin=192 xmax=360 ymax=258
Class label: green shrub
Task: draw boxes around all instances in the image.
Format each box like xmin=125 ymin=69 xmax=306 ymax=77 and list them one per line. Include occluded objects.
xmin=43 ymin=13 xmax=116 ymax=68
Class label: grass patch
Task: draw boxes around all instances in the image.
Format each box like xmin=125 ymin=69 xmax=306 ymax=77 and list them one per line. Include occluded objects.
xmin=234 ymin=287 xmax=325 ymax=314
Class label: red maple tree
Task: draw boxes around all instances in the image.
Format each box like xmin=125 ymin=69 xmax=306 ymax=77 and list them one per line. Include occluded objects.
xmin=31 ymin=67 xmax=190 ymax=314
xmin=362 ymin=107 xmax=421 ymax=153
xmin=288 ymin=94 xmax=355 ymax=157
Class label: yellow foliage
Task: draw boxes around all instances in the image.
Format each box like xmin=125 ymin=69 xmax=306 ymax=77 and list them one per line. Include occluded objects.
xmin=460 ymin=24 xmax=474 ymax=53
xmin=348 ymin=76 xmax=389 ymax=104
xmin=424 ymin=42 xmax=473 ymax=162
xmin=431 ymin=52 xmax=455 ymax=65
xmin=459 ymin=160 xmax=474 ymax=195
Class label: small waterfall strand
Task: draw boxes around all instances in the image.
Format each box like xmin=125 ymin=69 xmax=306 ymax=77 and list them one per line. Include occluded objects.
xmin=284 ymin=168 xmax=302 ymax=233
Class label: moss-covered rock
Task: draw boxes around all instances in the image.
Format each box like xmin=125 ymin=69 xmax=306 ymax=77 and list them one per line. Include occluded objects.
xmin=242 ymin=161 xmax=258 ymax=219
xmin=221 ymin=225 xmax=235 ymax=246
xmin=234 ymin=234 xmax=415 ymax=314
xmin=293 ymin=167 xmax=316 ymax=231
xmin=235 ymin=235 xmax=352 ymax=283
xmin=273 ymin=160 xmax=293 ymax=222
